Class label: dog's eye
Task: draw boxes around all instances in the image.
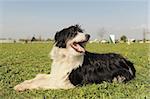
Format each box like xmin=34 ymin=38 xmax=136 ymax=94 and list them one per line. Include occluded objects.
xmin=70 ymin=32 xmax=77 ymax=38
xmin=73 ymin=32 xmax=78 ymax=37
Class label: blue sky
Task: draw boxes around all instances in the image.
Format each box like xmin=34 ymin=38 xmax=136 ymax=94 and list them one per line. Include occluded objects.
xmin=0 ymin=0 xmax=149 ymax=40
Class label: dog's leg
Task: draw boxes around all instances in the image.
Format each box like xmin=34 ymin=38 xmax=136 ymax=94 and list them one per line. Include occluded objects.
xmin=14 ymin=74 xmax=50 ymax=91
xmin=14 ymin=74 xmax=75 ymax=91
xmin=112 ymin=69 xmax=132 ymax=83
xmin=112 ymin=75 xmax=126 ymax=83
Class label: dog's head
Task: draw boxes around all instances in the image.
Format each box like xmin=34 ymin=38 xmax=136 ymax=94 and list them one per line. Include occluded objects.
xmin=54 ymin=25 xmax=90 ymax=55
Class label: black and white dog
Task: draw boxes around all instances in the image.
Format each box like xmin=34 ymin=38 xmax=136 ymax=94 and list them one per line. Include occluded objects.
xmin=14 ymin=25 xmax=136 ymax=91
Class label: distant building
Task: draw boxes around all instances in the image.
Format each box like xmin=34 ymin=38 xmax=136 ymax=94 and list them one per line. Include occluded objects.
xmin=0 ymin=39 xmax=15 ymax=43
xmin=109 ymin=34 xmax=115 ymax=44
xmin=89 ymin=39 xmax=100 ymax=43
xmin=101 ymin=39 xmax=108 ymax=43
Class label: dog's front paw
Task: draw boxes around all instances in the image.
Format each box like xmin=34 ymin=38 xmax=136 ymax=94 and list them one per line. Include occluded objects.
xmin=14 ymin=84 xmax=28 ymax=92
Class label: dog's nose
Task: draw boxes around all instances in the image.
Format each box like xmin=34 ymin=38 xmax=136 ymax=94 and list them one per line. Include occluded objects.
xmin=85 ymin=34 xmax=90 ymax=40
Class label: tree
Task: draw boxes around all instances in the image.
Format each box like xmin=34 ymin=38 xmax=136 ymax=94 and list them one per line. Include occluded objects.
xmin=120 ymin=35 xmax=127 ymax=42
xmin=31 ymin=36 xmax=36 ymax=42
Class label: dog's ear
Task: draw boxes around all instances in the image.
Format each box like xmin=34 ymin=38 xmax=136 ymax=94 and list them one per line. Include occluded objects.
xmin=54 ymin=25 xmax=83 ymax=48
xmin=54 ymin=32 xmax=67 ymax=48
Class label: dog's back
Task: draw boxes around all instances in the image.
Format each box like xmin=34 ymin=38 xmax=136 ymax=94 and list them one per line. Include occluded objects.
xmin=69 ymin=51 xmax=136 ymax=86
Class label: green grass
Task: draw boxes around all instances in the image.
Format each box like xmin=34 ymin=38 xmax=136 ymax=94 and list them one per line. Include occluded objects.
xmin=0 ymin=43 xmax=150 ymax=99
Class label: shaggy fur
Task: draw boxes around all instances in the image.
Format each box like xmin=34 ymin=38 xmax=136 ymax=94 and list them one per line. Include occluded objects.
xmin=14 ymin=25 xmax=136 ymax=91
xmin=69 ymin=52 xmax=136 ymax=85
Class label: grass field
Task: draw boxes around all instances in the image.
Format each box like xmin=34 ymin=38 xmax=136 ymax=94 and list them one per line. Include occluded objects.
xmin=0 ymin=43 xmax=149 ymax=99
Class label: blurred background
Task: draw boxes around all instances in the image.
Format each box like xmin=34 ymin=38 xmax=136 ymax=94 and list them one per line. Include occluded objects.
xmin=0 ymin=0 xmax=149 ymax=43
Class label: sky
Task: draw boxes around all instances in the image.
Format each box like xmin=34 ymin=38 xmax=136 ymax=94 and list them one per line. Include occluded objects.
xmin=0 ymin=0 xmax=149 ymax=40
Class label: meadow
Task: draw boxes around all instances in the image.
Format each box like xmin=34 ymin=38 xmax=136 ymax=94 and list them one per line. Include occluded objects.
xmin=0 ymin=42 xmax=149 ymax=99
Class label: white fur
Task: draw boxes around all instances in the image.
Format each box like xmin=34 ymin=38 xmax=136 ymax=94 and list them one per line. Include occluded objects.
xmin=129 ymin=67 xmax=133 ymax=76
xmin=70 ymin=32 xmax=87 ymax=43
xmin=49 ymin=46 xmax=84 ymax=89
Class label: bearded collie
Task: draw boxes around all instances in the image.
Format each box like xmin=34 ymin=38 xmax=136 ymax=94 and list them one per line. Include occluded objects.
xmin=14 ymin=25 xmax=136 ymax=91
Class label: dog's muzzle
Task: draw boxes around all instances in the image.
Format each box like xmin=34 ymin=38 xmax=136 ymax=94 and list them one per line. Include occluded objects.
xmin=85 ymin=34 xmax=90 ymax=40
xmin=71 ymin=34 xmax=90 ymax=53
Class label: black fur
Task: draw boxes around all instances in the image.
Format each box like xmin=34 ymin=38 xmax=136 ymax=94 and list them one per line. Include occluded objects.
xmin=54 ymin=25 xmax=136 ymax=86
xmin=69 ymin=52 xmax=136 ymax=86
xmin=54 ymin=25 xmax=83 ymax=48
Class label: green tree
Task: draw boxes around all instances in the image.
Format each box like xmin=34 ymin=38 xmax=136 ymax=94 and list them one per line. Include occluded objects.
xmin=120 ymin=35 xmax=127 ymax=42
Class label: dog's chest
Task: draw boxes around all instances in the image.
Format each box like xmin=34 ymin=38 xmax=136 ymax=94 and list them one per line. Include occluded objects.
xmin=50 ymin=55 xmax=84 ymax=81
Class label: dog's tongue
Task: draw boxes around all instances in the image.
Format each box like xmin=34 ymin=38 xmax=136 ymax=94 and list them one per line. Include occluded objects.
xmin=72 ymin=43 xmax=85 ymax=53
xmin=76 ymin=44 xmax=85 ymax=53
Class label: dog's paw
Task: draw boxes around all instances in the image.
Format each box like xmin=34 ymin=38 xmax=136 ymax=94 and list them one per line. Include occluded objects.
xmin=14 ymin=84 xmax=28 ymax=92
xmin=113 ymin=75 xmax=126 ymax=83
